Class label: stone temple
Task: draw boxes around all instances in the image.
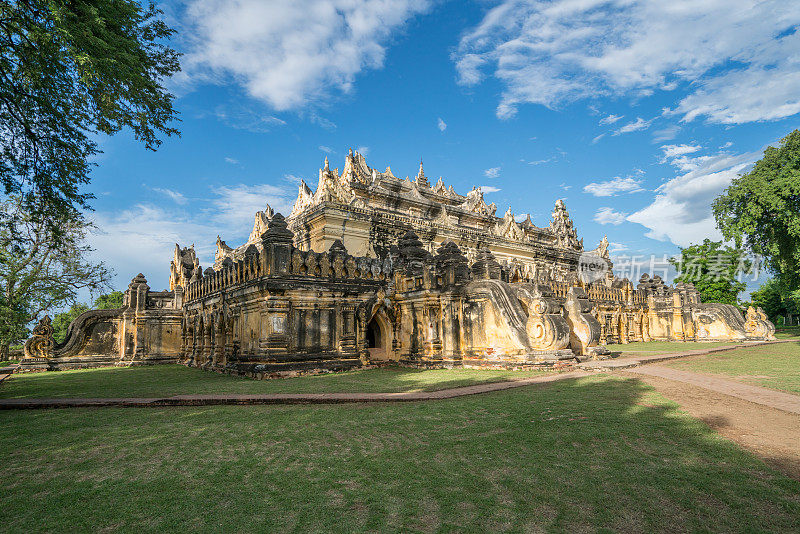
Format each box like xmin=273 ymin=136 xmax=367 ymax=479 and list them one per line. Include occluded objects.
xmin=23 ymin=149 xmax=775 ymax=375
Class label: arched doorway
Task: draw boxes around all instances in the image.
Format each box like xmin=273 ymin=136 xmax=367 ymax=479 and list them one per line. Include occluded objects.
xmin=366 ymin=315 xmax=388 ymax=360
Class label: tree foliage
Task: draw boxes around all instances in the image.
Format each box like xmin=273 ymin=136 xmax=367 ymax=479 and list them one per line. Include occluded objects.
xmin=0 ymin=196 xmax=111 ymax=356
xmin=669 ymin=239 xmax=750 ymax=306
xmin=0 ymin=0 xmax=180 ymax=240
xmin=749 ymin=277 xmax=800 ymax=325
xmin=713 ymin=130 xmax=800 ymax=288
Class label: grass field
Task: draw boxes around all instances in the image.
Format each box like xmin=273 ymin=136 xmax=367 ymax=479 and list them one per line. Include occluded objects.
xmin=776 ymin=326 xmax=800 ymax=340
xmin=667 ymin=340 xmax=800 ymax=395
xmin=604 ymin=340 xmax=739 ymax=353
xmin=1 ymin=374 xmax=798 ymax=533
xmin=0 ymin=365 xmax=551 ymax=399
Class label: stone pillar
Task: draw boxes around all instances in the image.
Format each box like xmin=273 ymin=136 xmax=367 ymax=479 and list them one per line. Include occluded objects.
xmin=672 ymin=292 xmax=685 ymax=341
xmin=439 ymin=296 xmax=462 ymax=361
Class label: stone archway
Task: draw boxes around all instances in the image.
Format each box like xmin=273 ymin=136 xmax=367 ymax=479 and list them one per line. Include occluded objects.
xmin=366 ymin=310 xmax=392 ymax=360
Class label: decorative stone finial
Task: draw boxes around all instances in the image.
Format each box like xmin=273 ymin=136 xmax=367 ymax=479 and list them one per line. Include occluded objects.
xmin=471 ymin=247 xmax=502 ymax=280
xmin=262 ymin=213 xmax=294 ymax=244
xmin=329 ymin=239 xmax=348 ymax=255
xmin=398 ymin=230 xmax=429 ymax=263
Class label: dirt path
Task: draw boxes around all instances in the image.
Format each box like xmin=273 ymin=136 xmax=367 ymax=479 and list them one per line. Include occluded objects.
xmin=626 ymin=365 xmax=800 ymax=414
xmin=626 ymin=371 xmax=800 ymax=480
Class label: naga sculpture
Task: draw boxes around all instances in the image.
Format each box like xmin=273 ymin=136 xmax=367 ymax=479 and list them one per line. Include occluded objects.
xmin=23 ymin=315 xmax=54 ymax=359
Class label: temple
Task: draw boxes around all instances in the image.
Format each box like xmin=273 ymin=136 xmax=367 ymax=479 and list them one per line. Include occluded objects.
xmin=23 ymin=149 xmax=775 ymax=375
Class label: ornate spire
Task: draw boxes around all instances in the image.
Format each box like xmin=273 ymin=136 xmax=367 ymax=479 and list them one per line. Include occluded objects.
xmin=414 ymin=158 xmax=430 ymax=188
xmin=323 ymin=156 xmax=329 ymax=171
xmin=549 ymin=199 xmax=583 ymax=250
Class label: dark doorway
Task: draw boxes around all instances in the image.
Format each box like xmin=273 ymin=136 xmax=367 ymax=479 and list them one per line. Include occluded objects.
xmin=367 ymin=318 xmax=381 ymax=348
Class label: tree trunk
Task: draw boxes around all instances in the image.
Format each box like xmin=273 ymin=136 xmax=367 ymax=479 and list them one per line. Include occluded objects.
xmin=0 ymin=342 xmax=9 ymax=361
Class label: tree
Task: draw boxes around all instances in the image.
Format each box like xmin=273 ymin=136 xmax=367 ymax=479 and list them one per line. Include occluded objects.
xmin=93 ymin=290 xmax=123 ymax=310
xmin=713 ymin=130 xmax=800 ymax=288
xmin=51 ymin=290 xmax=122 ymax=343
xmin=0 ymin=197 xmax=112 ymax=358
xmin=750 ymin=277 xmax=800 ymax=325
xmin=0 ymin=0 xmax=180 ymax=241
xmin=669 ymin=239 xmax=750 ymax=306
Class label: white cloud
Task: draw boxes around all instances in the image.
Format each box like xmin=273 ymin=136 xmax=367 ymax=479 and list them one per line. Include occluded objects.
xmin=583 ymin=176 xmax=644 ymax=197
xmin=479 ymin=185 xmax=501 ymax=193
xmin=514 ymin=213 xmax=531 ymax=222
xmin=599 ymin=114 xmax=623 ymax=125
xmin=614 ymin=117 xmax=652 ymax=135
xmin=153 ymin=187 xmax=188 ymax=205
xmin=591 ymin=133 xmax=606 ymax=144
xmin=89 ymin=205 xmax=217 ymax=290
xmin=627 ymin=148 xmax=759 ymax=247
xmin=437 ymin=117 xmax=447 ymax=131
xmin=484 ymin=166 xmax=501 ymax=179
xmin=356 ymin=146 xmax=370 ymax=155
xmin=660 ymin=143 xmax=702 ymax=161
xmin=594 ymin=207 xmax=628 ymax=225
xmin=210 ymin=183 xmax=294 ymax=230
xmin=214 ymin=103 xmax=286 ymax=133
xmin=224 ymin=157 xmax=239 ymax=165
xmin=318 ymin=145 xmax=333 ymax=154
xmin=283 ymin=174 xmax=303 ymax=185
xmin=608 ymin=242 xmax=628 ymax=254
xmin=652 ymin=125 xmax=681 ymax=142
xmin=89 ymin=182 xmax=297 ymax=290
xmin=453 ymin=0 xmax=800 ymax=124
xmin=184 ymin=0 xmax=431 ymax=111
xmin=526 ymin=158 xmax=552 ymax=166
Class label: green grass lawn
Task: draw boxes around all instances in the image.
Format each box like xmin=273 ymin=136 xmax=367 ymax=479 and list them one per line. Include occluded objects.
xmin=605 ymin=340 xmax=740 ymax=354
xmin=0 ymin=375 xmax=797 ymax=533
xmin=776 ymin=326 xmax=800 ymax=340
xmin=0 ymin=364 xmax=551 ymax=399
xmin=667 ymin=340 xmax=800 ymax=395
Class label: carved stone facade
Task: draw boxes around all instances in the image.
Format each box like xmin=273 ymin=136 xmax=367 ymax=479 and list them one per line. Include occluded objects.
xmin=23 ymin=150 xmax=775 ymax=374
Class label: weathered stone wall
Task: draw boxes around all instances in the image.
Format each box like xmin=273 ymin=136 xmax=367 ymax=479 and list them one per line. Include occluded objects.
xmin=21 ymin=274 xmax=183 ymax=371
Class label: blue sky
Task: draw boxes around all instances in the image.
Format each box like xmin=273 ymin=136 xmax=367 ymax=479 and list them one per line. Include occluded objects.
xmin=86 ymin=0 xmax=800 ymax=294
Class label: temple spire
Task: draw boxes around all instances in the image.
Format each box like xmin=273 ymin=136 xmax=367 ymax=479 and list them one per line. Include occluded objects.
xmin=323 ymin=156 xmax=329 ymax=171
xmin=415 ymin=157 xmax=429 ymax=188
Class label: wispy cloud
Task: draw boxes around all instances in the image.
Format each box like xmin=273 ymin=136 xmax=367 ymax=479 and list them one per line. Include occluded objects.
xmin=659 ymin=144 xmax=702 ymax=162
xmin=153 ymin=187 xmax=188 ymax=205
xmin=479 ymin=185 xmax=501 ymax=193
xmin=599 ymin=114 xmax=623 ymax=125
xmin=594 ymin=207 xmax=628 ymax=226
xmin=614 ymin=117 xmax=652 ymax=136
xmin=453 ymin=0 xmax=800 ymax=124
xmin=214 ymin=103 xmax=286 ymax=133
xmin=437 ymin=117 xmax=447 ymax=132
xmin=628 ymin=146 xmax=760 ymax=246
xmin=484 ymin=166 xmax=501 ymax=178
xmin=583 ymin=176 xmax=644 ymax=197
xmin=224 ymin=157 xmax=239 ymax=165
xmin=318 ymin=145 xmax=333 ymax=154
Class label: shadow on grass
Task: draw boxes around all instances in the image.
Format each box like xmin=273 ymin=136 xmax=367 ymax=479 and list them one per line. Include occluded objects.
xmin=0 ymin=364 xmax=551 ymax=399
xmin=0 ymin=374 xmax=799 ymax=532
